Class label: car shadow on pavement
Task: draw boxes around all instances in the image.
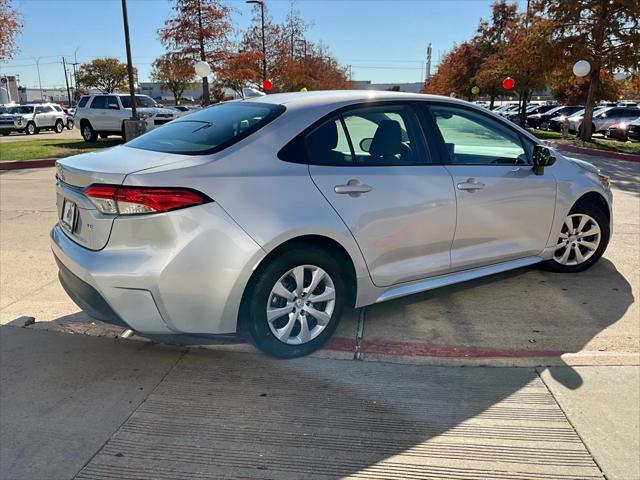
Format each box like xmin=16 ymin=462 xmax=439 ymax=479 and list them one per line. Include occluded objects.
xmin=363 ymin=257 xmax=634 ymax=390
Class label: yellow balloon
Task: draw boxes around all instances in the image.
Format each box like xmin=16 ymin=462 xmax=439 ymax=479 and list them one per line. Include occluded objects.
xmin=300 ymin=87 xmax=308 ymax=92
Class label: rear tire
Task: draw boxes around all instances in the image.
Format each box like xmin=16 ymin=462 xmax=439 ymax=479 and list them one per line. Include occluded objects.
xmin=540 ymin=203 xmax=609 ymax=273
xmin=241 ymin=247 xmax=346 ymax=358
xmin=54 ymin=120 xmax=64 ymax=133
xmin=81 ymin=122 xmax=97 ymax=142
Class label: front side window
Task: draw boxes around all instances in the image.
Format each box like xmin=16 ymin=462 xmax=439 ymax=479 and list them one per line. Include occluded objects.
xmin=106 ymin=96 xmax=119 ymax=109
xmin=77 ymin=96 xmax=89 ymax=108
xmin=53 ymin=105 xmax=63 ymax=112
xmin=126 ymin=102 xmax=285 ymax=155
xmin=430 ymin=105 xmax=528 ymax=165
xmin=90 ymin=96 xmax=106 ymax=109
xmin=120 ymin=95 xmax=157 ymax=108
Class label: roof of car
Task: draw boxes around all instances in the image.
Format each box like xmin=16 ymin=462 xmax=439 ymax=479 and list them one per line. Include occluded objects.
xmin=246 ymin=90 xmax=467 ymax=109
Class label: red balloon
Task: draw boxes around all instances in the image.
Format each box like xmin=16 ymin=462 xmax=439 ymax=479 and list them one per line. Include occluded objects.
xmin=262 ymin=79 xmax=273 ymax=91
xmin=502 ymin=76 xmax=515 ymax=90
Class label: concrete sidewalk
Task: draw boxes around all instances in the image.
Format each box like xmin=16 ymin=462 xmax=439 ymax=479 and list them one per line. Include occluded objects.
xmin=2 ymin=326 xmax=638 ymax=480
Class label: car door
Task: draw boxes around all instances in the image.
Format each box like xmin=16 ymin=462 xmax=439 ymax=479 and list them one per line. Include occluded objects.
xmin=88 ymin=96 xmax=107 ymax=129
xmin=423 ymin=103 xmax=557 ymax=271
xmin=307 ymin=103 xmax=456 ymax=287
xmin=33 ymin=106 xmax=49 ymax=128
xmin=103 ymin=95 xmax=122 ymax=132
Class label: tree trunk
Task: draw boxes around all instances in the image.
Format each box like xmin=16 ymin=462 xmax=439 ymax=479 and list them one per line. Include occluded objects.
xmin=580 ymin=67 xmax=600 ymax=141
xmin=519 ymin=88 xmax=528 ymax=127
xmin=490 ymin=93 xmax=496 ymax=110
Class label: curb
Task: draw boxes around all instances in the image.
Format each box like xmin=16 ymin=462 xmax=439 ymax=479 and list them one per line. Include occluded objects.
xmin=0 ymin=158 xmax=56 ymax=170
xmin=547 ymin=141 xmax=640 ymax=162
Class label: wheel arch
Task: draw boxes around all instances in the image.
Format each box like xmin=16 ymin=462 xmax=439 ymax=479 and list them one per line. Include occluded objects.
xmin=236 ymin=233 xmax=361 ymax=335
xmin=572 ymin=191 xmax=611 ymax=223
xmin=254 ymin=234 xmax=358 ymax=306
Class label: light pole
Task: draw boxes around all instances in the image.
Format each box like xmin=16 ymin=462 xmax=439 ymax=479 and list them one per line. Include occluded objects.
xmin=32 ymin=57 xmax=43 ymax=101
xmin=246 ymin=0 xmax=266 ymax=86
xmin=121 ymin=0 xmax=137 ymax=120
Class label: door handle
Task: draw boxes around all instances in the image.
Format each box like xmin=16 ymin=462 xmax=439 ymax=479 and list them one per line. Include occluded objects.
xmin=334 ymin=180 xmax=372 ymax=196
xmin=457 ymin=178 xmax=485 ymax=191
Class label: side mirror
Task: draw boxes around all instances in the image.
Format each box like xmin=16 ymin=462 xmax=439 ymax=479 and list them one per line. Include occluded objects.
xmin=532 ymin=145 xmax=556 ymax=175
xmin=108 ymin=103 xmax=119 ymax=110
xmin=359 ymin=138 xmax=372 ymax=152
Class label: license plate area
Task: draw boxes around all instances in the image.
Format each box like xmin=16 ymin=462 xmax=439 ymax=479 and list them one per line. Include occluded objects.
xmin=61 ymin=199 xmax=77 ymax=232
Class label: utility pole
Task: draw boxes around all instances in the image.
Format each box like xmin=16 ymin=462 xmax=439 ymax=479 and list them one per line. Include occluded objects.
xmin=32 ymin=57 xmax=44 ymax=101
xmin=121 ymin=0 xmax=137 ymax=119
xmin=196 ymin=0 xmax=210 ymax=106
xmin=62 ymin=57 xmax=72 ymax=107
xmin=425 ymin=43 xmax=432 ymax=84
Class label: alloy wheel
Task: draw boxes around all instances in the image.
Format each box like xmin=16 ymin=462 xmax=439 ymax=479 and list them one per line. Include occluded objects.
xmin=82 ymin=126 xmax=92 ymax=141
xmin=553 ymin=213 xmax=601 ymax=266
xmin=266 ymin=265 xmax=335 ymax=345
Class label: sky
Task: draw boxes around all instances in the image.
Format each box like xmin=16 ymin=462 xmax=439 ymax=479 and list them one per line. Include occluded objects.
xmin=1 ymin=0 xmax=529 ymax=90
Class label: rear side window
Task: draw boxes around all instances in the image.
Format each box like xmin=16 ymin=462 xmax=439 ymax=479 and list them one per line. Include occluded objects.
xmin=78 ymin=96 xmax=89 ymax=108
xmin=305 ymin=117 xmax=353 ymax=166
xmin=126 ymin=102 xmax=285 ymax=155
xmin=90 ymin=96 xmax=106 ymax=109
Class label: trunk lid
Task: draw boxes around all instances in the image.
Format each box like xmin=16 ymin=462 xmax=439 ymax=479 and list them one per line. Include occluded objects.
xmin=55 ymin=145 xmax=203 ymax=250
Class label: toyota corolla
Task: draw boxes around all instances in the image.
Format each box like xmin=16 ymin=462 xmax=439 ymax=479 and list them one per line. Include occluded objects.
xmin=52 ymin=91 xmax=612 ymax=358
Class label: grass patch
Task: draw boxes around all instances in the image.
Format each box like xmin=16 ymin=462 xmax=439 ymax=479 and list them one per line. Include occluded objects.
xmin=529 ymin=129 xmax=563 ymax=140
xmin=0 ymin=138 xmax=122 ymax=162
xmin=528 ymin=129 xmax=640 ymax=155
xmin=572 ymin=138 xmax=640 ymax=155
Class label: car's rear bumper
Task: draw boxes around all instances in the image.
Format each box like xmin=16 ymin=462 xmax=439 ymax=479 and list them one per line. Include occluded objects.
xmin=50 ymin=202 xmax=266 ymax=335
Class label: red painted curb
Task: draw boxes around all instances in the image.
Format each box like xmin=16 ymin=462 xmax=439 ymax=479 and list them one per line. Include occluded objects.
xmin=0 ymin=159 xmax=56 ymax=170
xmin=547 ymin=141 xmax=640 ymax=162
xmin=358 ymin=340 xmax=565 ymax=359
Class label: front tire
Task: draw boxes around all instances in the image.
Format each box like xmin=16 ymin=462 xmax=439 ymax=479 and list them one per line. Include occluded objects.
xmin=242 ymin=247 xmax=346 ymax=358
xmin=54 ymin=120 xmax=64 ymax=133
xmin=25 ymin=122 xmax=37 ymax=135
xmin=81 ymin=122 xmax=97 ymax=142
xmin=540 ymin=204 xmax=609 ymax=273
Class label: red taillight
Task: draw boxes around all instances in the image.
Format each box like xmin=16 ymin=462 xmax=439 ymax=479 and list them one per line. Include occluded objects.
xmin=84 ymin=185 xmax=210 ymax=215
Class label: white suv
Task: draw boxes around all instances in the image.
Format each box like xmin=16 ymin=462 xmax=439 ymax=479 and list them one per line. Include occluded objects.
xmin=0 ymin=103 xmax=67 ymax=136
xmin=74 ymin=93 xmax=178 ymax=142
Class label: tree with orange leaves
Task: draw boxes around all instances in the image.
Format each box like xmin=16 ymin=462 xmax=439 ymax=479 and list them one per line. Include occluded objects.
xmin=158 ymin=0 xmax=233 ymax=105
xmin=0 ymin=0 xmax=22 ymax=61
xmin=150 ymin=53 xmax=196 ymax=104
xmin=216 ymin=51 xmax=263 ymax=96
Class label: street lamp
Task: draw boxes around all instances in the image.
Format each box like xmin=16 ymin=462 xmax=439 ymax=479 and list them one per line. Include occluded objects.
xmin=246 ymin=0 xmax=267 ymax=86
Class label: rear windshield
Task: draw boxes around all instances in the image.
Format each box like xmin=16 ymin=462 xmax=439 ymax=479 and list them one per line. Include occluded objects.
xmin=126 ymin=102 xmax=285 ymax=155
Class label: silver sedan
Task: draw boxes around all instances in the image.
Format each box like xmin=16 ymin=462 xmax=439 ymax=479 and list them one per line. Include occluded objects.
xmin=52 ymin=91 xmax=613 ymax=357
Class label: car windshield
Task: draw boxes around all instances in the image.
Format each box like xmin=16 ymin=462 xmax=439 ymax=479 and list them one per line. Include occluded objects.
xmin=119 ymin=95 xmax=158 ymax=108
xmin=10 ymin=106 xmax=34 ymax=114
xmin=126 ymin=101 xmax=285 ymax=155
